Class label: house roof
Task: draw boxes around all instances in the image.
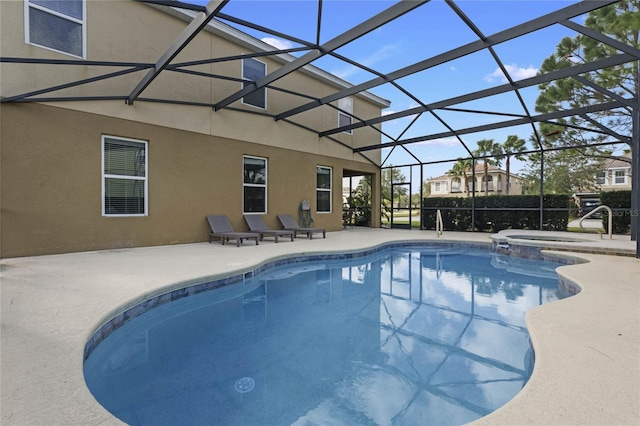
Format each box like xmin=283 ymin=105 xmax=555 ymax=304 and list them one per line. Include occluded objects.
xmin=428 ymin=164 xmax=515 ymax=181
xmin=158 ymin=4 xmax=391 ymax=108
xmin=602 ymin=153 xmax=632 ymax=170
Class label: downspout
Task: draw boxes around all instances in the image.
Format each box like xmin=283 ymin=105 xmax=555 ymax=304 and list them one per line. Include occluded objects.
xmin=632 ymin=86 xmax=639 ymax=258
xmin=420 ymin=165 xmax=424 ymax=230
xmin=539 ymin=150 xmax=544 ymax=230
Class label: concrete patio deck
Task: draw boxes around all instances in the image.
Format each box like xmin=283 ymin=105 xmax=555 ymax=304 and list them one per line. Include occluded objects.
xmin=1 ymin=228 xmax=638 ymax=425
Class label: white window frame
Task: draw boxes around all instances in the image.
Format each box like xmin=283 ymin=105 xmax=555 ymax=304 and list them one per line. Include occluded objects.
xmin=102 ymin=135 xmax=148 ymax=217
xmin=338 ymin=97 xmax=353 ymax=135
xmin=243 ymin=155 xmax=268 ymax=214
xmin=316 ymin=166 xmax=332 ymax=213
xmin=595 ymin=171 xmax=606 ymax=186
xmin=613 ymin=169 xmax=627 ymax=185
xmin=241 ymin=57 xmax=267 ymax=110
xmin=24 ymin=0 xmax=86 ymax=58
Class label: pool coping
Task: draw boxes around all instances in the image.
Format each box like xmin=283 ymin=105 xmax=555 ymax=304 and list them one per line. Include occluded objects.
xmin=1 ymin=228 xmax=638 ymax=425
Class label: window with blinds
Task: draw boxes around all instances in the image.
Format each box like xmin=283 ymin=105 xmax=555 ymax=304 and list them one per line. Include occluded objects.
xmin=102 ymin=136 xmax=148 ymax=216
xmin=243 ymin=156 xmax=267 ymax=213
xmin=26 ymin=0 xmax=85 ymax=58
xmin=242 ymin=58 xmax=266 ymax=109
xmin=316 ymin=166 xmax=332 ymax=213
xmin=614 ymin=170 xmax=627 ymax=184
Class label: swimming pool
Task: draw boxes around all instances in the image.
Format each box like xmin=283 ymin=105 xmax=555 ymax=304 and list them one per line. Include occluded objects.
xmin=84 ymin=245 xmax=566 ymax=425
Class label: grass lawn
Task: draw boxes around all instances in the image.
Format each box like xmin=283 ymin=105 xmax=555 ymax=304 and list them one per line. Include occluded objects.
xmin=567 ymin=226 xmax=605 ymax=233
xmin=382 ymin=213 xmax=421 ymax=229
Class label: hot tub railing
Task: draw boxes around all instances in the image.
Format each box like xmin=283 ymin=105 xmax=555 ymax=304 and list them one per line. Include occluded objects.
xmin=578 ymin=205 xmax=612 ymax=239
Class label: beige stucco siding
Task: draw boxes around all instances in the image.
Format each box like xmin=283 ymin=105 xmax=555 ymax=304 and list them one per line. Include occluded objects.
xmin=1 ymin=0 xmax=386 ymax=161
xmin=1 ymin=0 xmax=386 ymax=257
xmin=1 ymin=103 xmax=380 ymax=257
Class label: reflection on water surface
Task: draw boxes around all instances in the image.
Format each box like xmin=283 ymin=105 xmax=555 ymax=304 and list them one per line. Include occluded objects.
xmin=84 ymin=247 xmax=563 ymax=426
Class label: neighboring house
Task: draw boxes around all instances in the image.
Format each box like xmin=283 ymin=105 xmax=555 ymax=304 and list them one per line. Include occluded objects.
xmin=595 ymin=154 xmax=632 ymax=192
xmin=0 ymin=0 xmax=388 ymax=257
xmin=427 ymin=164 xmax=524 ymax=197
xmin=573 ymin=153 xmax=633 ymax=216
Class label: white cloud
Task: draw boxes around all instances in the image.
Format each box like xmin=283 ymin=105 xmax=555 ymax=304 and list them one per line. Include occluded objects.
xmin=381 ymin=109 xmax=419 ymax=124
xmin=413 ymin=137 xmax=460 ymax=147
xmin=261 ymin=37 xmax=294 ymax=50
xmin=332 ymin=66 xmax=360 ymax=80
xmin=485 ymin=63 xmax=538 ymax=83
xmin=382 ymin=101 xmax=420 ymax=118
xmin=360 ymin=43 xmax=399 ymax=68
xmin=332 ymin=43 xmax=401 ymax=79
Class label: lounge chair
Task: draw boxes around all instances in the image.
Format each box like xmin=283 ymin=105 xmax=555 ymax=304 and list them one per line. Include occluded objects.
xmin=206 ymin=215 xmax=260 ymax=247
xmin=244 ymin=215 xmax=294 ymax=243
xmin=277 ymin=214 xmax=326 ymax=239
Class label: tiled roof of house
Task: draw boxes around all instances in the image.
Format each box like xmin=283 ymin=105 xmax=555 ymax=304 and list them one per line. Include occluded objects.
xmin=602 ymin=153 xmax=632 ymax=170
xmin=427 ymin=164 xmax=511 ymax=181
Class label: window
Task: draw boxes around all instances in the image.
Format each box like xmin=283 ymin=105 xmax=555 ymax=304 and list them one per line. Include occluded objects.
xmin=435 ymin=182 xmax=441 ymax=191
xmin=316 ymin=166 xmax=332 ymax=213
xmin=102 ymin=136 xmax=147 ymax=216
xmin=596 ymin=171 xmax=606 ymax=185
xmin=25 ymin=0 xmax=85 ymax=58
xmin=242 ymin=58 xmax=266 ymax=109
xmin=451 ymin=177 xmax=461 ymax=192
xmin=482 ymin=175 xmax=494 ymax=191
xmin=244 ymin=156 xmax=267 ymax=213
xmin=338 ymin=97 xmax=353 ymax=134
xmin=614 ymin=170 xmax=627 ymax=184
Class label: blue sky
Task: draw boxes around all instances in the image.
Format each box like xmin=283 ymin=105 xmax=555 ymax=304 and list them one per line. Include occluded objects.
xmin=188 ymin=0 xmax=599 ymax=178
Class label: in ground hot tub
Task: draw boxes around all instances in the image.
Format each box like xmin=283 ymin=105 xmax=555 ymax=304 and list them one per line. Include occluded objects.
xmin=491 ymin=231 xmax=595 ymax=259
xmin=506 ymin=235 xmax=588 ymax=243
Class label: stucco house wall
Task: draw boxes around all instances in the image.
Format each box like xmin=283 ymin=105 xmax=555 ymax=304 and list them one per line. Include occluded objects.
xmin=0 ymin=0 xmax=387 ymax=257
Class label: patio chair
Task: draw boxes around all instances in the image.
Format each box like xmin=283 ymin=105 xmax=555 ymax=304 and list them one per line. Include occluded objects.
xmin=244 ymin=215 xmax=295 ymax=243
xmin=277 ymin=214 xmax=326 ymax=239
xmin=206 ymin=215 xmax=260 ymax=247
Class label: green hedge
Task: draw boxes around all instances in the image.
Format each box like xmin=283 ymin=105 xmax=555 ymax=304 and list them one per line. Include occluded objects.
xmin=600 ymin=191 xmax=633 ymax=234
xmin=422 ymin=194 xmax=570 ymax=232
xmin=420 ymin=197 xmax=467 ymax=231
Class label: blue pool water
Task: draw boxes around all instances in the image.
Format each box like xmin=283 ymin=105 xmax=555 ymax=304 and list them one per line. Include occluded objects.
xmin=84 ymin=246 xmax=565 ymax=425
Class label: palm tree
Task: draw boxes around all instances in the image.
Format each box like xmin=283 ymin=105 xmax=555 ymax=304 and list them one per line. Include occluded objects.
xmin=447 ymin=158 xmax=473 ymax=196
xmin=501 ymin=135 xmax=527 ymax=195
xmin=474 ymin=139 xmax=502 ymax=196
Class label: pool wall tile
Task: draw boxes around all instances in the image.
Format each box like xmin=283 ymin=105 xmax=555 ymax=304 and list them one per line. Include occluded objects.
xmin=558 ymin=276 xmax=582 ymax=296
xmin=170 ymin=288 xmax=189 ymax=301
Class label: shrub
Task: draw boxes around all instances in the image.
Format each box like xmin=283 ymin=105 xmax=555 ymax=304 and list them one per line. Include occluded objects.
xmin=422 ymin=194 xmax=570 ymax=232
xmin=542 ymin=194 xmax=571 ymax=231
xmin=600 ymin=190 xmax=633 ymax=234
xmin=421 ymin=197 xmax=465 ymax=231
